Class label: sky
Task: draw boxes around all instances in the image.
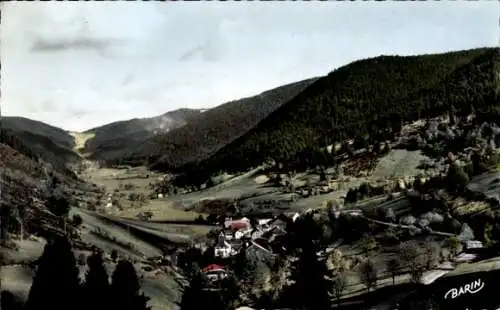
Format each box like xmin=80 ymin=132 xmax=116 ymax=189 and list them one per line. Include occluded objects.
xmin=1 ymin=2 xmax=499 ymax=132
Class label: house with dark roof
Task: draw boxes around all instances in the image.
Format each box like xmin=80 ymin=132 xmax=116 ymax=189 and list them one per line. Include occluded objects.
xmin=245 ymin=239 xmax=276 ymax=265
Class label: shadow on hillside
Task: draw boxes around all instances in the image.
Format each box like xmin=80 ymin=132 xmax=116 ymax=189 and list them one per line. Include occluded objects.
xmin=94 ymin=214 xmax=187 ymax=249
xmin=336 ymin=283 xmax=418 ymax=310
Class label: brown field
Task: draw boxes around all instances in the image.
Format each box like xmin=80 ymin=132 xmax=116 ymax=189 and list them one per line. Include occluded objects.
xmin=115 ymin=199 xmax=205 ymax=222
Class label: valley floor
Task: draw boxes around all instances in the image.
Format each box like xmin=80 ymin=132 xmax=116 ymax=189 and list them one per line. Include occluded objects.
xmin=4 ymin=137 xmax=498 ymax=310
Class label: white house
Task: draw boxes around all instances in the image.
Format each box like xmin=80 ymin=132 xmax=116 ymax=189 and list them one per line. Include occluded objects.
xmin=464 ymin=240 xmax=483 ymax=251
xmin=251 ymin=228 xmax=265 ymax=240
xmin=258 ymin=218 xmax=273 ymax=226
xmin=214 ymin=240 xmax=236 ymax=258
xmin=215 ymin=233 xmax=237 ymax=258
xmin=234 ymin=228 xmax=253 ymax=240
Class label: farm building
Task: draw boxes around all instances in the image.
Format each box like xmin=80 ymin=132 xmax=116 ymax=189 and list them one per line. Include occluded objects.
xmin=224 ymin=217 xmax=251 ymax=231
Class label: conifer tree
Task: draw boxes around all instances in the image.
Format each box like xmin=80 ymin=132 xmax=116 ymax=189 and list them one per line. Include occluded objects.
xmin=83 ymin=251 xmax=110 ymax=310
xmin=24 ymin=236 xmax=81 ymax=310
xmin=286 ymin=238 xmax=331 ymax=310
xmin=110 ymin=260 xmax=151 ymax=310
xmin=1 ymin=291 xmax=23 ymax=310
xmin=178 ymin=269 xmax=206 ymax=310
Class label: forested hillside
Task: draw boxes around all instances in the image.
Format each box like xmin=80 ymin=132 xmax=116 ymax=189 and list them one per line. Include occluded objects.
xmin=173 ymin=47 xmax=499 ymax=183
xmin=84 ymin=108 xmax=202 ymax=161
xmin=108 ymin=77 xmax=318 ymax=168
xmin=2 ymin=117 xmax=80 ymax=175
xmin=0 ymin=128 xmax=78 ymax=239
xmin=2 ymin=116 xmax=75 ymax=150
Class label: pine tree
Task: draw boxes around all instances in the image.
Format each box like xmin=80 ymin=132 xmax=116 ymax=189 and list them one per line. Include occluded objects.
xmin=286 ymin=238 xmax=331 ymax=310
xmin=83 ymin=251 xmax=110 ymax=310
xmin=24 ymin=236 xmax=82 ymax=310
xmin=1 ymin=291 xmax=23 ymax=310
xmin=178 ymin=269 xmax=206 ymax=310
xmin=110 ymin=260 xmax=151 ymax=310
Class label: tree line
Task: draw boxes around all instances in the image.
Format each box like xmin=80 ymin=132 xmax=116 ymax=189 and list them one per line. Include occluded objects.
xmin=0 ymin=236 xmax=150 ymax=310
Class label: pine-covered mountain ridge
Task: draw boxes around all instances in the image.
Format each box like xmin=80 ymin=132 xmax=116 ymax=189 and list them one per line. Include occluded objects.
xmin=133 ymin=46 xmax=498 ymax=185
xmin=187 ymin=47 xmax=499 ymax=177
xmin=3 ymin=46 xmax=499 ymax=186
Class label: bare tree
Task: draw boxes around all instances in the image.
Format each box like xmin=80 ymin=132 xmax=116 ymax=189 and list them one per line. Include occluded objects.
xmin=408 ymin=260 xmax=426 ymax=284
xmin=385 ymin=207 xmax=396 ymax=223
xmin=399 ymin=240 xmax=419 ymax=267
xmin=423 ymin=238 xmax=440 ymax=270
xmin=443 ymin=236 xmax=461 ymax=258
xmin=331 ymin=272 xmax=348 ymax=307
xmin=386 ymin=258 xmax=401 ymax=286
xmin=360 ymin=235 xmax=378 ymax=257
xmin=399 ymin=240 xmax=428 ymax=284
xmin=358 ymin=259 xmax=378 ymax=292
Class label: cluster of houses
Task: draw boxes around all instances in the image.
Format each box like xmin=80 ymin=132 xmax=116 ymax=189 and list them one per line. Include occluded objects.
xmin=196 ymin=212 xmax=301 ymax=284
xmin=212 ymin=215 xmax=291 ymax=259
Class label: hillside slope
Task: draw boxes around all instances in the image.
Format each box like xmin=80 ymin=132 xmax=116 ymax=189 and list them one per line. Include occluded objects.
xmin=176 ymin=47 xmax=499 ymax=182
xmin=2 ymin=117 xmax=80 ymax=175
xmin=0 ymin=129 xmax=80 ymax=238
xmin=83 ymin=108 xmax=202 ymax=161
xmin=112 ymin=77 xmax=318 ymax=168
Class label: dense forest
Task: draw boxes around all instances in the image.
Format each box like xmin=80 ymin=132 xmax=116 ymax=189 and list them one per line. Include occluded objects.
xmin=168 ymin=47 xmax=499 ymax=185
xmin=2 ymin=117 xmax=76 ymax=151
xmin=84 ymin=108 xmax=202 ymax=161
xmin=106 ymin=77 xmax=318 ymax=168
xmin=0 ymin=128 xmax=80 ymax=241
xmin=1 ymin=118 xmax=79 ymax=178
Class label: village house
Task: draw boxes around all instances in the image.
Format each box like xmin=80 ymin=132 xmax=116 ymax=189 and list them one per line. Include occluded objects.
xmin=214 ymin=233 xmax=237 ymax=258
xmin=463 ymin=240 xmax=484 ymax=254
xmin=202 ymin=264 xmax=228 ymax=282
xmin=245 ymin=239 xmax=276 ymax=265
xmin=224 ymin=217 xmax=251 ymax=230
xmin=267 ymin=217 xmax=288 ymax=231
xmin=234 ymin=227 xmax=253 ymax=240
xmin=257 ymin=218 xmax=273 ymax=227
xmin=220 ymin=217 xmax=253 ymax=240
xmin=251 ymin=227 xmax=265 ymax=240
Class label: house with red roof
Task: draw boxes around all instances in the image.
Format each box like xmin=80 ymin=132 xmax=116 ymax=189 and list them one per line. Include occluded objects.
xmin=202 ymin=264 xmax=227 ymax=281
xmin=224 ymin=217 xmax=251 ymax=231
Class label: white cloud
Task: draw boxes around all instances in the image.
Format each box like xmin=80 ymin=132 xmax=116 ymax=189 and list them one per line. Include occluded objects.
xmin=1 ymin=1 xmax=498 ymax=131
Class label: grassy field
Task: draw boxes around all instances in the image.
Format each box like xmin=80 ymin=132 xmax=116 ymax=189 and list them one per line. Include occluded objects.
xmin=114 ymin=199 xmax=204 ymax=221
xmin=371 ymin=149 xmax=430 ymax=180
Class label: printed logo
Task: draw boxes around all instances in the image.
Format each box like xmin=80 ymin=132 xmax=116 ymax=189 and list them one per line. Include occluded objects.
xmin=444 ymin=279 xmax=485 ymax=300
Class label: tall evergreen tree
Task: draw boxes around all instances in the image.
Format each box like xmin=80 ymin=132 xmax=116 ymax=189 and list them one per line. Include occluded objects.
xmin=178 ymin=269 xmax=206 ymax=310
xmin=1 ymin=291 xmax=23 ymax=310
xmin=110 ymin=260 xmax=151 ymax=310
xmin=286 ymin=238 xmax=331 ymax=310
xmin=24 ymin=236 xmax=81 ymax=310
xmin=83 ymin=251 xmax=110 ymax=310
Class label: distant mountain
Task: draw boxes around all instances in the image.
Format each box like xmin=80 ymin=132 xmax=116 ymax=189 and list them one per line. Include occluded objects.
xmin=106 ymin=77 xmax=319 ymax=168
xmin=172 ymin=47 xmax=499 ymax=184
xmin=83 ymin=108 xmax=202 ymax=161
xmin=2 ymin=116 xmax=80 ymax=174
